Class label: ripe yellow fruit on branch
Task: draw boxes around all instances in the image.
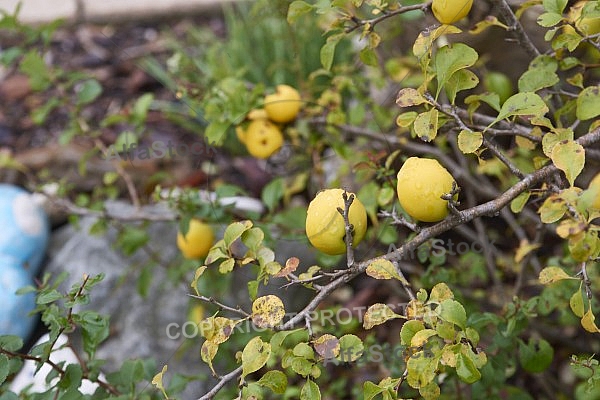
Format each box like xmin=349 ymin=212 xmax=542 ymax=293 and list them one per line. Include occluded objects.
xmin=177 ymin=219 xmax=215 ymax=259
xmin=244 ymin=119 xmax=284 ymax=159
xmin=396 ymin=157 xmax=457 ymax=222
xmin=432 ymin=0 xmax=473 ymax=25
xmin=264 ymin=85 xmax=302 ymax=123
xmin=305 ymin=188 xmax=367 ymax=255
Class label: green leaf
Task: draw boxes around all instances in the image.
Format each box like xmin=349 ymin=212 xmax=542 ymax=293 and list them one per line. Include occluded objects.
xmin=320 ymin=38 xmax=339 ymax=71
xmin=487 ymin=92 xmax=548 ymax=128
xmin=242 ymin=229 xmax=264 ymax=256
xmin=37 ymin=289 xmax=62 ymax=305
xmin=511 ymin=191 xmax=531 ymax=213
xmin=519 ymin=338 xmax=554 ymax=373
xmin=76 ymin=79 xmax=102 ymax=105
xmin=287 ymin=1 xmax=314 ymax=24
xmin=359 ymin=47 xmax=378 ymax=67
xmin=413 ymin=109 xmax=439 ymax=142
xmin=223 ymin=220 xmax=253 ymax=248
xmin=456 ymin=352 xmax=481 ymax=383
xmin=0 ymin=335 xmax=23 ymax=352
xmin=537 ymin=12 xmax=563 ymax=27
xmin=407 ymin=351 xmax=439 ymax=388
xmin=0 ymin=354 xmax=8 ymax=385
xmin=300 ymin=379 xmax=321 ymax=400
xmin=400 ymin=320 xmax=425 ymax=346
xmin=337 ymin=334 xmax=364 ymax=362
xmin=435 ymin=43 xmax=478 ymax=99
xmin=437 ymin=299 xmax=467 ymax=329
xmin=543 ymin=0 xmax=568 ymax=14
xmin=132 ymin=93 xmax=154 ymax=125
xmin=117 ymin=226 xmax=149 ymax=256
xmin=258 ymin=370 xmax=288 ymax=394
xmin=363 ymin=381 xmax=385 ymax=400
xmin=518 ymin=56 xmax=559 ymax=92
xmin=445 ymin=69 xmax=479 ymax=105
xmin=576 ymin=85 xmax=600 ymax=120
xmin=550 ymin=140 xmax=585 ymax=186
xmin=262 ymin=177 xmax=285 ymax=213
xmin=241 ymin=337 xmax=271 ymax=378
xmin=270 ymin=328 xmax=306 ymax=352
xmin=31 ymin=97 xmax=61 ymax=125
xmin=457 ymin=130 xmax=483 ymax=154
xmin=19 ymin=51 xmax=52 ymax=91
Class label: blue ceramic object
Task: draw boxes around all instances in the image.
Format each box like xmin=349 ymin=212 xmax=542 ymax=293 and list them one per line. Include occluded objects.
xmin=0 ymin=261 xmax=37 ymax=338
xmin=0 ymin=184 xmax=50 ymax=276
xmin=0 ymin=184 xmax=49 ymax=339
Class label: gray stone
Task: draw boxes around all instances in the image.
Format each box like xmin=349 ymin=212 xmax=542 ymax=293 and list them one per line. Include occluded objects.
xmin=45 ymin=209 xmax=208 ymax=396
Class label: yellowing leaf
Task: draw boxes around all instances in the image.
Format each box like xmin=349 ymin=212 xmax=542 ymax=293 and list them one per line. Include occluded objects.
xmin=396 ymin=88 xmax=429 ymax=108
xmin=570 ymin=288 xmax=585 ymax=318
xmin=363 ymin=303 xmax=403 ymax=329
xmin=191 ymin=266 xmax=207 ymax=296
xmin=202 ymin=317 xmax=238 ymax=344
xmin=539 ymin=266 xmax=572 ymax=284
xmin=576 ymin=85 xmax=600 ymax=120
xmin=252 ymin=295 xmax=286 ymax=328
xmin=542 ymin=128 xmax=573 ymax=157
xmin=151 ymin=365 xmax=167 ymax=393
xmin=410 ymin=328 xmax=437 ymax=347
xmin=313 ymin=334 xmax=340 ymax=359
xmin=538 ymin=195 xmax=567 ymax=223
xmin=429 ymin=282 xmax=454 ymax=303
xmin=457 ymin=130 xmax=483 ymax=154
xmin=413 ymin=109 xmax=439 ymax=142
xmin=551 ymin=140 xmax=585 ymax=186
xmin=242 ymin=336 xmax=271 ymax=378
xmin=469 ymin=15 xmax=509 ymax=34
xmin=201 ymin=340 xmax=219 ymax=375
xmin=556 ymin=220 xmax=586 ymax=238
xmin=514 ymin=239 xmax=541 ymax=263
xmin=581 ymin=308 xmax=600 ymax=333
xmin=366 ymin=259 xmax=405 ymax=282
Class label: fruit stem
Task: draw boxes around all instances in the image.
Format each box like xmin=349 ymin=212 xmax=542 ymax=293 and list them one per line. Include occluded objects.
xmin=337 ymin=191 xmax=356 ymax=269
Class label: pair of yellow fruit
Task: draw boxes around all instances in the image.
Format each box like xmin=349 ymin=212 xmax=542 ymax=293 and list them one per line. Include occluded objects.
xmin=177 ymin=157 xmax=452 ymax=259
xmin=306 ymin=157 xmax=455 ymax=255
xmin=432 ymin=0 xmax=600 ymax=34
xmin=236 ymin=85 xmax=302 ymax=159
xmin=177 ymin=162 xmax=600 ymax=259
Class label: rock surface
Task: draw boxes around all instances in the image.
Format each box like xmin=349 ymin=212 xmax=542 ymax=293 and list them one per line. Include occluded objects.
xmin=45 ymin=210 xmax=209 ymax=396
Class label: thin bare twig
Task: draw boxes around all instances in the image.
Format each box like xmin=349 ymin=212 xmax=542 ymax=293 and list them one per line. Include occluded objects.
xmin=197 ymin=366 xmax=243 ymax=400
xmin=186 ymin=294 xmax=251 ymax=317
xmin=344 ymin=2 xmax=431 ymax=33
